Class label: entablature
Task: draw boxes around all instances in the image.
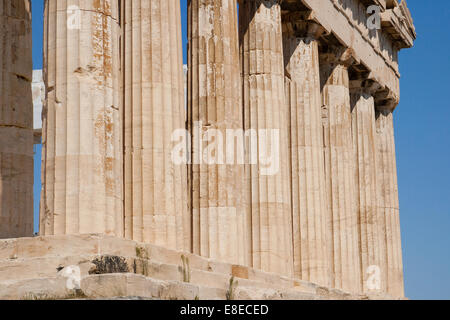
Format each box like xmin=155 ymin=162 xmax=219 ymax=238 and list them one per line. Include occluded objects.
xmin=281 ymin=0 xmax=415 ymax=110
xmin=381 ymin=0 xmax=416 ymax=49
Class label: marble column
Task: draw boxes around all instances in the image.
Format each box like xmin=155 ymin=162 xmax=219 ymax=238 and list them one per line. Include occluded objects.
xmin=282 ymin=21 xmax=329 ymax=286
xmin=240 ymin=0 xmax=293 ymax=276
xmin=320 ymin=49 xmax=361 ymax=292
xmin=0 ymin=0 xmax=33 ymax=239
xmin=351 ymin=84 xmax=387 ymax=294
xmin=123 ymin=0 xmax=190 ymax=251
xmin=40 ymin=0 xmax=123 ymax=236
xmin=376 ymin=108 xmax=404 ymax=297
xmin=188 ymin=0 xmax=248 ymax=265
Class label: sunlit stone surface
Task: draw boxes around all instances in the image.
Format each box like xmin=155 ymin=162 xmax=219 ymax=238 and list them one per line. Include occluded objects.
xmin=0 ymin=0 xmax=415 ymax=300
xmin=39 ymin=0 xmax=123 ymax=236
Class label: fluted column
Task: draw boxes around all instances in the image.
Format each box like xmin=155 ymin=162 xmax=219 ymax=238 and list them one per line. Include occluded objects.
xmin=321 ymin=49 xmax=361 ymax=292
xmin=0 ymin=0 xmax=33 ymax=239
xmin=376 ymin=108 xmax=404 ymax=297
xmin=240 ymin=0 xmax=293 ymax=276
xmin=123 ymin=0 xmax=189 ymax=251
xmin=188 ymin=0 xmax=248 ymax=264
xmin=282 ymin=20 xmax=329 ymax=285
xmin=40 ymin=0 xmax=123 ymax=236
xmin=351 ymin=84 xmax=387 ymax=294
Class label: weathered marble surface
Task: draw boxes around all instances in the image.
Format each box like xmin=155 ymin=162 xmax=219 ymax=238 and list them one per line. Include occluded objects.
xmin=283 ymin=24 xmax=329 ymax=286
xmin=123 ymin=0 xmax=190 ymax=251
xmin=0 ymin=0 xmax=33 ymax=239
xmin=188 ymin=0 xmax=248 ymax=265
xmin=375 ymin=109 xmax=404 ymax=297
xmin=240 ymin=0 xmax=293 ymax=277
xmin=0 ymin=0 xmax=416 ymax=300
xmin=321 ymin=51 xmax=361 ymax=294
xmin=32 ymin=70 xmax=44 ymax=136
xmin=0 ymin=234 xmax=404 ymax=300
xmin=40 ymin=0 xmax=123 ymax=236
xmin=351 ymin=88 xmax=388 ymax=294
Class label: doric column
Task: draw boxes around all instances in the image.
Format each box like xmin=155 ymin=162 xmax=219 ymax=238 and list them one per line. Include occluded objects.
xmin=376 ymin=108 xmax=404 ymax=297
xmin=0 ymin=0 xmax=33 ymax=239
xmin=123 ymin=0 xmax=190 ymax=251
xmin=240 ymin=0 xmax=293 ymax=276
xmin=282 ymin=18 xmax=329 ymax=286
xmin=40 ymin=0 xmax=123 ymax=236
xmin=188 ymin=0 xmax=248 ymax=264
xmin=320 ymin=48 xmax=361 ymax=292
xmin=350 ymin=81 xmax=387 ymax=294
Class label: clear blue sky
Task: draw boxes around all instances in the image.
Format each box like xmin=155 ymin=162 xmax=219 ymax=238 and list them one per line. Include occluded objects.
xmin=30 ymin=0 xmax=450 ymax=300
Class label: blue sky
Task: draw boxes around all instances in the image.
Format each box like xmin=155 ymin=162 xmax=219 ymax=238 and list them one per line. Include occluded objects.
xmin=30 ymin=0 xmax=450 ymax=300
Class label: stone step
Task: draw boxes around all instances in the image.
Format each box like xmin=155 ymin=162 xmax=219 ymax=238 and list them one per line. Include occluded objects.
xmin=0 ymin=234 xmax=319 ymax=294
xmin=0 ymin=254 xmax=95 ymax=282
xmin=0 ymin=276 xmax=72 ymax=300
xmin=0 ymin=253 xmax=319 ymax=296
xmin=0 ymin=273 xmax=350 ymax=301
xmin=0 ymin=273 xmax=225 ymax=300
xmin=0 ymin=234 xmax=138 ymax=260
xmin=0 ymin=235 xmax=381 ymax=300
